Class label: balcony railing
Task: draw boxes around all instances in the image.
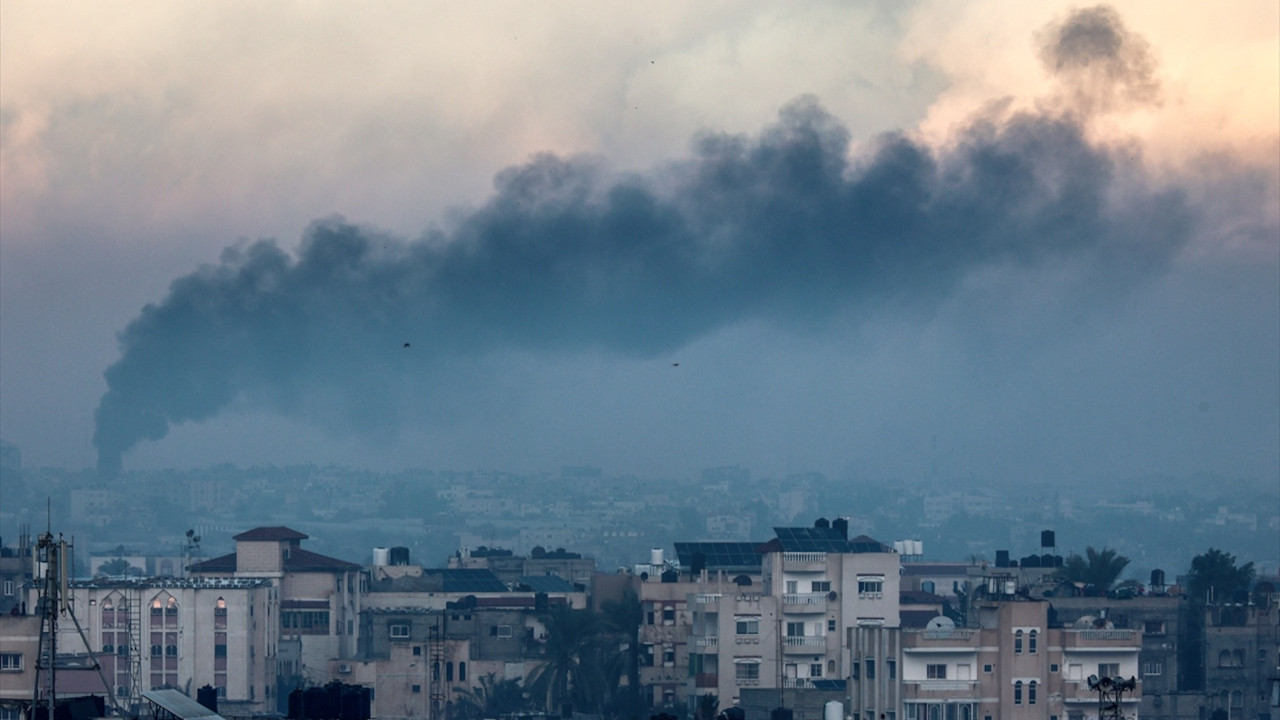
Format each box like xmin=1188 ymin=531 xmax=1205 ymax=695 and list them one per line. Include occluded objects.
xmin=782 ymin=678 xmax=816 ymax=689
xmin=909 ymin=680 xmax=978 ymax=692
xmin=694 ymin=636 xmax=719 ymax=647
xmin=693 ymin=593 xmax=722 ymax=605
xmin=1078 ymin=629 xmax=1136 ymax=641
xmin=784 ymin=636 xmax=826 ymax=651
xmin=782 ymin=552 xmax=827 ymax=571
xmin=782 ymin=593 xmax=827 ymax=606
xmin=921 ymin=629 xmax=976 ymax=641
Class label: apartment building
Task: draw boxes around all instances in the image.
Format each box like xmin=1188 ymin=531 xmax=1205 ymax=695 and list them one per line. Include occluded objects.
xmin=685 ymin=520 xmax=902 ymax=716
xmin=187 ymin=526 xmax=363 ymax=697
xmin=900 ymin=598 xmax=1142 ymax=720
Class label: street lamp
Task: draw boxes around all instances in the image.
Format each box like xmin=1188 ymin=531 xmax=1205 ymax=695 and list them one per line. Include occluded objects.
xmin=1087 ymin=675 xmax=1137 ymax=720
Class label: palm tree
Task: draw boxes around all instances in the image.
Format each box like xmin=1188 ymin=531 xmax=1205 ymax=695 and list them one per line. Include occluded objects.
xmin=527 ymin=604 xmax=608 ymax=713
xmin=696 ymin=692 xmax=719 ymax=720
xmin=600 ymin=589 xmax=644 ymax=714
xmin=1055 ymin=546 xmax=1130 ymax=592
xmin=452 ymin=673 xmax=527 ymax=719
xmin=1188 ymin=548 xmax=1255 ymax=603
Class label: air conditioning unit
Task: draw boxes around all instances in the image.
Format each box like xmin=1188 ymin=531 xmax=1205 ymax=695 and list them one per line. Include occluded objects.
xmin=337 ymin=663 xmax=352 ymax=674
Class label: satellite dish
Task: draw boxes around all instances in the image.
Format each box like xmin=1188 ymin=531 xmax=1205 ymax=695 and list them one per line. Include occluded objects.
xmin=926 ymin=616 xmax=956 ymax=630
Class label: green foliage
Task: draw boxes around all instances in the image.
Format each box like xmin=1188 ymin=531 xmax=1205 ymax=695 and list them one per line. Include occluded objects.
xmin=1187 ymin=548 xmax=1255 ymax=603
xmin=696 ymin=692 xmax=719 ymax=720
xmin=451 ymin=673 xmax=527 ymax=719
xmin=527 ymin=604 xmax=608 ymax=712
xmin=1054 ymin=546 xmax=1130 ymax=591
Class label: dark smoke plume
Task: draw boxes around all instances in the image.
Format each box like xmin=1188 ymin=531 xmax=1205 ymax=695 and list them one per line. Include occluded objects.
xmin=1036 ymin=4 xmax=1161 ymax=114
xmin=93 ymin=13 xmax=1193 ymax=477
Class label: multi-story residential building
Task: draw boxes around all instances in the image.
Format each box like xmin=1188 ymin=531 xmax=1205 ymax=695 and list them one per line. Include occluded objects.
xmin=685 ymin=520 xmax=902 ymax=717
xmin=1201 ymin=598 xmax=1280 ymax=720
xmin=31 ymin=576 xmax=278 ymax=715
xmin=900 ymin=598 xmax=1143 ymax=720
xmin=187 ymin=526 xmax=363 ymax=700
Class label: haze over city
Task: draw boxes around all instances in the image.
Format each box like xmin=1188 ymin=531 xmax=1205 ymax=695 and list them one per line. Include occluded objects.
xmin=1 ymin=1 xmax=1276 ymax=487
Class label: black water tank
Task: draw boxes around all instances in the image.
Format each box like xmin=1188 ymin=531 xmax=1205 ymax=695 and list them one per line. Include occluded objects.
xmin=1150 ymin=569 xmax=1165 ymax=587
xmin=197 ymin=684 xmax=219 ymax=713
xmin=1041 ymin=530 xmax=1055 ymax=548
xmin=996 ymin=550 xmax=1010 ymax=568
xmin=389 ymin=546 xmax=410 ymax=566
xmin=832 ymin=517 xmax=849 ymax=540
xmin=815 ymin=517 xmax=830 ymax=529
xmin=691 ymin=552 xmax=706 ymax=574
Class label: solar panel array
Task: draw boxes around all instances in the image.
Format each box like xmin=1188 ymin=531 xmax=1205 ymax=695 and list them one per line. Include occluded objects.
xmin=518 ymin=575 xmax=575 ymax=593
xmin=772 ymin=526 xmax=853 ymax=552
xmin=674 ymin=542 xmax=764 ymax=570
xmin=426 ymin=568 xmax=509 ymax=593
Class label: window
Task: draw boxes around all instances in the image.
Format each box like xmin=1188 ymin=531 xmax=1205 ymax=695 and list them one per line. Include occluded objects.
xmin=1050 ymin=663 xmax=1059 ymax=673
xmin=151 ymin=644 xmax=164 ymax=658
xmin=490 ymin=624 xmax=512 ymax=638
xmin=446 ymin=662 xmax=453 ymax=682
xmin=411 ymin=685 xmax=421 ymax=694
xmin=865 ymin=659 xmax=875 ymax=679
xmin=983 ymin=664 xmax=993 ymax=674
xmin=827 ymin=619 xmax=836 ymax=631
xmin=786 ymin=622 xmax=805 ymax=637
xmin=389 ymin=624 xmax=410 ymax=639
xmin=811 ymin=581 xmax=831 ymax=593
xmin=927 ymin=664 xmax=947 ymax=679
xmin=214 ymin=644 xmax=227 ymax=658
xmin=887 ymin=659 xmax=897 ymax=679
xmin=736 ymin=618 xmax=759 ymax=635
xmin=1028 ymin=629 xmax=1037 ymax=654
xmin=1097 ymin=663 xmax=1119 ymax=678
xmin=785 ymin=580 xmax=798 ymax=594
xmin=735 ymin=662 xmax=760 ymax=682
xmin=2 ymin=581 xmax=12 ymax=596
xmin=1028 ymin=680 xmax=1037 ymax=705
xmin=1014 ymin=681 xmax=1023 ymax=705
xmin=857 ymin=577 xmax=884 ymax=598
xmin=663 ymin=647 xmax=675 ymax=666
xmin=1014 ymin=630 xmax=1023 ymax=654
xmin=662 ymin=607 xmax=675 ymax=624
xmin=1144 ymin=620 xmax=1165 ymax=635
xmin=1142 ymin=661 xmax=1162 ymax=676
xmin=165 ymin=644 xmax=178 ymax=657
xmin=282 ymin=610 xmax=330 ymax=635
xmin=412 ymin=646 xmax=422 ymax=656
xmin=0 ymin=653 xmax=22 ymax=671
xmin=458 ymin=661 xmax=466 ymax=682
xmin=810 ymin=663 xmax=823 ymax=677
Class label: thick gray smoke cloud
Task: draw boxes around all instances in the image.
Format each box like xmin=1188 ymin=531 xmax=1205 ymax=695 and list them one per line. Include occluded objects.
xmin=94 ymin=8 xmax=1192 ymax=478
xmin=1036 ymin=4 xmax=1161 ymax=113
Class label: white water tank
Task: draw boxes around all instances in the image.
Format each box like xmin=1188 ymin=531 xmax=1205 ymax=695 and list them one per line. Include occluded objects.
xmin=650 ymin=548 xmax=664 ymax=566
xmin=824 ymin=700 xmax=843 ymax=720
xmin=372 ymin=547 xmax=390 ymax=566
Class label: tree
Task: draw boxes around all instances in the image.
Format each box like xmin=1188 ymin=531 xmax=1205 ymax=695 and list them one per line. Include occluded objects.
xmin=1187 ymin=548 xmax=1255 ymax=603
xmin=527 ymin=604 xmax=608 ymax=713
xmin=696 ymin=693 xmax=719 ymax=720
xmin=600 ymin=589 xmax=645 ymax=714
xmin=452 ymin=673 xmax=527 ymax=719
xmin=1055 ymin=546 xmax=1130 ymax=592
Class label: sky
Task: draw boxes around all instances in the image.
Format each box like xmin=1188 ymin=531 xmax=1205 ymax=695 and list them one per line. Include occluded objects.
xmin=1 ymin=1 xmax=1276 ymax=485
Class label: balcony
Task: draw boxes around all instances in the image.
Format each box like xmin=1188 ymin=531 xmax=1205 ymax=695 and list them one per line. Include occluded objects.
xmin=784 ymin=636 xmax=826 ymax=653
xmin=693 ymin=593 xmax=722 ymax=605
xmin=782 ymin=678 xmax=817 ymax=689
xmin=921 ymin=629 xmax=976 ymax=641
xmin=782 ymin=552 xmax=826 ymax=571
xmin=693 ymin=636 xmax=719 ymax=647
xmin=908 ymin=680 xmax=978 ymax=693
xmin=694 ymin=673 xmax=719 ymax=688
xmin=782 ymin=593 xmax=827 ymax=612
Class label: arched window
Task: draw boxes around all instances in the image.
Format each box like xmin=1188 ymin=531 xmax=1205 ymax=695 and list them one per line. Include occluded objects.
xmin=458 ymin=661 xmax=466 ymax=682
xmin=1232 ymin=650 xmax=1244 ymax=666
xmin=1028 ymin=629 xmax=1038 ymax=654
xmin=1219 ymin=650 xmax=1232 ymax=667
xmin=960 ymin=706 xmax=971 ymax=720
xmin=1014 ymin=681 xmax=1023 ymax=705
xmin=446 ymin=662 xmax=453 ymax=682
xmin=1028 ymin=680 xmax=1038 ymax=705
xmin=1014 ymin=630 xmax=1023 ymax=654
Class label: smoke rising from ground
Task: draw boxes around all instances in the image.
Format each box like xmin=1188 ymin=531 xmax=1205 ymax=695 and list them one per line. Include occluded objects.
xmin=93 ymin=8 xmax=1200 ymax=477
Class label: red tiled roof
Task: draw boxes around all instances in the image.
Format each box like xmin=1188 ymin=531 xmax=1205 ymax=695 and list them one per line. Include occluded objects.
xmin=285 ymin=547 xmax=360 ymax=571
xmin=233 ymin=526 xmax=309 ymax=541
xmin=188 ymin=552 xmax=236 ymax=573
